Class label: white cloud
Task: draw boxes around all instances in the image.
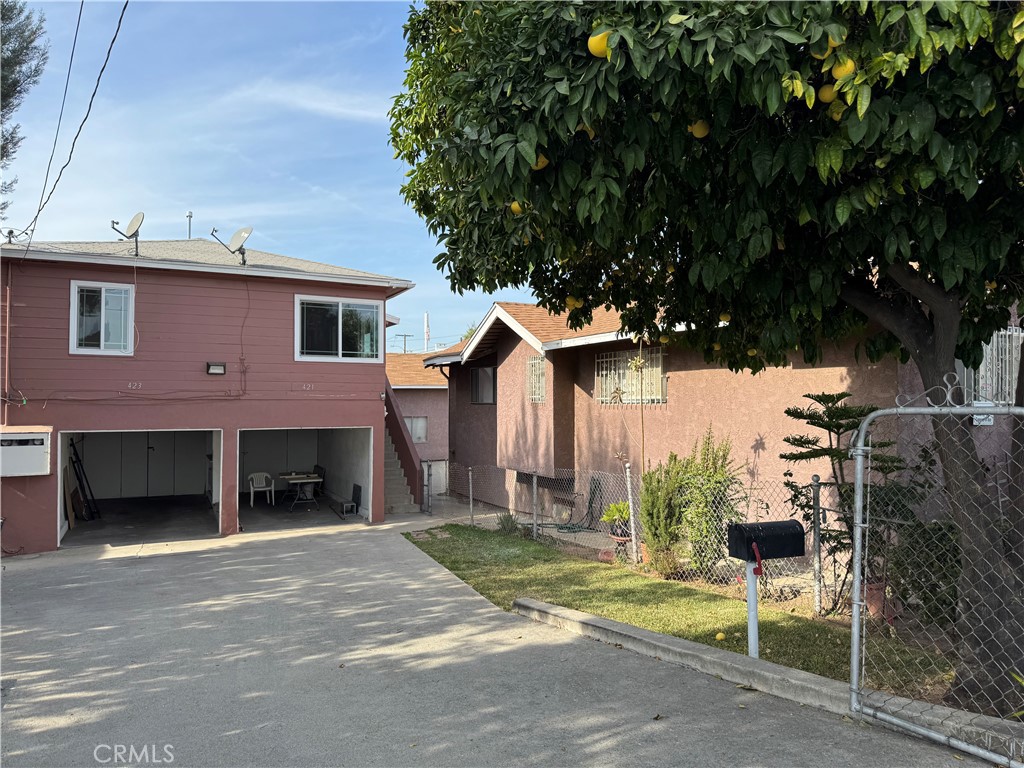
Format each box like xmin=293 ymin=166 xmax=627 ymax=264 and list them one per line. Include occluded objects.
xmin=222 ymin=79 xmax=392 ymax=124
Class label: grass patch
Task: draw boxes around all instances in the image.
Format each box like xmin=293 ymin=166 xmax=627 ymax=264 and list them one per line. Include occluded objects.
xmin=407 ymin=524 xmax=952 ymax=691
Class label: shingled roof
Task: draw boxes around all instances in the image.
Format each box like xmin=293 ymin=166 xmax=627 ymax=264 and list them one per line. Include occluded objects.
xmin=2 ymin=239 xmax=413 ymax=295
xmin=424 ymin=302 xmax=626 ymax=367
xmin=386 ymin=353 xmax=448 ymax=387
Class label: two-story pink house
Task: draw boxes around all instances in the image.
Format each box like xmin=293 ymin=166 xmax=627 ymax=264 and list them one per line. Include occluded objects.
xmin=0 ymin=238 xmax=423 ymax=555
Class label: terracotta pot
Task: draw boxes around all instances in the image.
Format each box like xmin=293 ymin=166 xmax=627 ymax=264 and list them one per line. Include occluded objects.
xmin=865 ymin=580 xmax=901 ymax=623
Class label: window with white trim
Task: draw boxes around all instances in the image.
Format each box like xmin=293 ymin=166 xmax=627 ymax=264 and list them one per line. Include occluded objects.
xmin=295 ymin=295 xmax=382 ymax=362
xmin=957 ymin=327 xmax=1022 ymax=406
xmin=595 ymin=347 xmax=666 ymax=404
xmin=527 ymin=355 xmax=546 ymax=403
xmin=404 ymin=416 xmax=428 ymax=443
xmin=471 ymin=367 xmax=496 ymax=404
xmin=70 ymin=280 xmax=134 ymax=355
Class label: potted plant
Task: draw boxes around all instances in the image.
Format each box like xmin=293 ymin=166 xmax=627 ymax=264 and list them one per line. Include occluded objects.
xmin=601 ymin=501 xmax=631 ymax=540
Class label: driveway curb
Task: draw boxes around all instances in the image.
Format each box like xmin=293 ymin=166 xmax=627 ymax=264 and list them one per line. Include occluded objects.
xmin=513 ymin=598 xmax=1024 ymax=764
xmin=512 ymin=597 xmax=851 ymax=716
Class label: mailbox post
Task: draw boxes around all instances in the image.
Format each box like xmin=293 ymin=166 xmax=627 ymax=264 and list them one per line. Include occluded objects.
xmin=727 ymin=521 xmax=806 ymax=659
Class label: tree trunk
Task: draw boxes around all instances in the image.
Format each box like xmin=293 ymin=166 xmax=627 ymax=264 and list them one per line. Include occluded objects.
xmin=915 ymin=359 xmax=1024 ymax=718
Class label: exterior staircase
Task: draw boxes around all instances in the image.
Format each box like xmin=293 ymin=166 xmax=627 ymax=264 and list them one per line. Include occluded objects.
xmin=384 ymin=435 xmax=420 ymax=515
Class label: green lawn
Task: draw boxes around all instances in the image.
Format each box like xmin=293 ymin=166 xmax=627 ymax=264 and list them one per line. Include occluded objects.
xmin=407 ymin=524 xmax=952 ymax=693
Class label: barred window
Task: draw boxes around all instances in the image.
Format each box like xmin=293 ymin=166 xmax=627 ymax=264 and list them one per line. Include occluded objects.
xmin=595 ymin=348 xmax=666 ymax=404
xmin=958 ymin=327 xmax=1022 ymax=406
xmin=527 ymin=355 xmax=546 ymax=403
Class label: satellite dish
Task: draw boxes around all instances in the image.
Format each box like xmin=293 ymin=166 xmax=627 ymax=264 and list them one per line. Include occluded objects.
xmin=210 ymin=224 xmax=254 ymax=266
xmin=110 ymin=211 xmax=145 ymax=256
xmin=123 ymin=212 xmax=144 ymax=239
xmin=228 ymin=226 xmax=252 ymax=253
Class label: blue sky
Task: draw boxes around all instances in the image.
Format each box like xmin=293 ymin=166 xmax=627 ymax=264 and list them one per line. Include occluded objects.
xmin=5 ymin=1 xmax=535 ymax=352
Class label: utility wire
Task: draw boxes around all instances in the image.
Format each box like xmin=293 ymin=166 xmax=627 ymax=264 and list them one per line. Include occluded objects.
xmin=17 ymin=0 xmax=130 ymax=247
xmin=21 ymin=1 xmax=85 ymax=248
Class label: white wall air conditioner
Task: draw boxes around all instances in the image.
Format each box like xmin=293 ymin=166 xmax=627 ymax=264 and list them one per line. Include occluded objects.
xmin=0 ymin=432 xmax=51 ymax=477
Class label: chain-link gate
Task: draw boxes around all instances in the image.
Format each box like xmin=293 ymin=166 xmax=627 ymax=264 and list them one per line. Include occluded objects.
xmin=850 ymin=401 xmax=1024 ymax=766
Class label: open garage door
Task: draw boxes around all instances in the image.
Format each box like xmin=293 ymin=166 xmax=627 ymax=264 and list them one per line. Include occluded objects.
xmin=238 ymin=427 xmax=371 ymax=532
xmin=59 ymin=430 xmax=221 ymax=548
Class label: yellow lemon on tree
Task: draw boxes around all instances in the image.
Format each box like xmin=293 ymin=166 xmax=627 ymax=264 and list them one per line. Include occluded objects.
xmin=829 ymin=103 xmax=845 ymax=122
xmin=510 ymin=201 xmax=524 ymax=216
xmin=531 ymin=154 xmax=550 ymax=171
xmin=565 ymin=296 xmax=578 ymax=310
xmin=715 ymin=632 xmax=726 ymax=641
xmin=588 ymin=30 xmax=612 ymax=59
xmin=828 ymin=34 xmax=844 ymax=48
xmin=659 ymin=335 xmax=670 ymax=344
xmin=576 ymin=123 xmax=596 ymax=140
xmin=985 ymin=280 xmax=998 ymax=290
xmin=811 ymin=48 xmax=830 ymax=60
xmin=688 ymin=119 xmax=710 ymax=139
xmin=667 ymin=264 xmax=675 ymax=274
xmin=747 ymin=348 xmax=759 ymax=357
xmin=719 ymin=312 xmax=731 ymax=323
xmin=818 ymin=84 xmax=837 ymax=104
xmin=712 ymin=342 xmax=722 ymax=351
xmin=831 ymin=58 xmax=856 ymax=79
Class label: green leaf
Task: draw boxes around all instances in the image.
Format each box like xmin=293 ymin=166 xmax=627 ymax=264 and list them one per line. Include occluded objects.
xmin=555 ymin=80 xmax=570 ymax=96
xmin=774 ymin=29 xmax=807 ymax=45
xmin=835 ymin=196 xmax=852 ymax=226
xmin=798 ymin=205 xmax=812 ymax=226
xmin=915 ymin=164 xmax=937 ymax=190
xmin=846 ymin=114 xmax=869 ymax=145
xmin=751 ymin=144 xmax=773 ymax=186
xmin=906 ymin=7 xmax=927 ymax=39
xmin=667 ymin=13 xmax=689 ymax=25
xmin=734 ymin=42 xmax=756 ymax=65
xmin=970 ymin=73 xmax=992 ymax=112
xmin=856 ymin=84 xmax=871 ymax=120
xmin=908 ymin=102 xmax=936 ymax=144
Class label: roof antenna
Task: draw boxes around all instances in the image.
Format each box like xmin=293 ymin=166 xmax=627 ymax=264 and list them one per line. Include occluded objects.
xmin=210 ymin=225 xmax=252 ymax=266
xmin=110 ymin=211 xmax=144 ymax=257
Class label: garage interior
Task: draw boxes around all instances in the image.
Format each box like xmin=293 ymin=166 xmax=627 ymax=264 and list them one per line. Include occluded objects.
xmin=59 ymin=430 xmax=221 ymax=548
xmin=238 ymin=427 xmax=372 ymax=532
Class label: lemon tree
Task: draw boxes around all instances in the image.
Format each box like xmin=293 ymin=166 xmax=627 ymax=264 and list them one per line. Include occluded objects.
xmin=391 ymin=0 xmax=1024 ymax=716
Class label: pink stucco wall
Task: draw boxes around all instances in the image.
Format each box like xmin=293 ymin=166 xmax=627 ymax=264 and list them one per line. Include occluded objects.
xmin=391 ymin=387 xmax=448 ymax=461
xmin=570 ymin=339 xmax=899 ymax=485
xmin=447 ymin=328 xmax=899 ymax=488
xmin=1 ymin=259 xmax=392 ymax=554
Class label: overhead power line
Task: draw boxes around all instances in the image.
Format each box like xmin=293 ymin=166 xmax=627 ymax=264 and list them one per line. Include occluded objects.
xmin=17 ymin=0 xmax=130 ymax=245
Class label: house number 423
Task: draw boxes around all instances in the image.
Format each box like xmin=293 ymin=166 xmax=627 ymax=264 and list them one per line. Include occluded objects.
xmin=127 ymin=382 xmax=142 ymax=390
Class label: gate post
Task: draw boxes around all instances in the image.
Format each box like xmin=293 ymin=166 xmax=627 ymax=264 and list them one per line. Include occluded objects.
xmin=625 ymin=462 xmax=639 ymax=564
xmin=849 ymin=444 xmax=870 ymax=715
xmin=811 ymin=474 xmax=822 ymax=616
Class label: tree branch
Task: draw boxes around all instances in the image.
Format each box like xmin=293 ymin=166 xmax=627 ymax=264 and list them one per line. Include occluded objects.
xmin=838 ymin=277 xmax=931 ymax=360
xmin=885 ymin=263 xmax=959 ymax=325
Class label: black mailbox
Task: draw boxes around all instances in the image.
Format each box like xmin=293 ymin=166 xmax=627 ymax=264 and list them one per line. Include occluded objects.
xmin=728 ymin=521 xmax=805 ymax=561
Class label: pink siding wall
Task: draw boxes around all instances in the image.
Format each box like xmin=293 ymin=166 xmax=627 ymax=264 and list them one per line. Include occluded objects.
xmin=391 ymin=387 xmax=448 ymax=461
xmin=1 ymin=259 xmax=391 ymax=554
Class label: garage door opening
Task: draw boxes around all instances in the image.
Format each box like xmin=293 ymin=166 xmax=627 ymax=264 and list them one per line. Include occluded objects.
xmin=238 ymin=427 xmax=371 ymax=533
xmin=59 ymin=430 xmax=222 ymax=549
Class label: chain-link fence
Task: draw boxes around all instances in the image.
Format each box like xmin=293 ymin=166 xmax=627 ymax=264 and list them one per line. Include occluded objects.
xmin=426 ymin=460 xmax=857 ymax=617
xmin=851 ymin=405 xmax=1024 ymax=765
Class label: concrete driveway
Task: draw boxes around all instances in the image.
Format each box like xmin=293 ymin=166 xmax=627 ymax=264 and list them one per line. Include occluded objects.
xmin=1 ymin=521 xmax=977 ymax=767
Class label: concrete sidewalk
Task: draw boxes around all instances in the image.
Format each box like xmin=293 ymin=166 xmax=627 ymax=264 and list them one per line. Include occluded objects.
xmin=2 ymin=524 xmax=978 ymax=767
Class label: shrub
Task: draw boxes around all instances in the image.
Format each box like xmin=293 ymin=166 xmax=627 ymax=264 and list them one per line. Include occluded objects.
xmin=495 ymin=510 xmax=519 ymax=536
xmin=639 ymin=427 xmax=743 ymax=576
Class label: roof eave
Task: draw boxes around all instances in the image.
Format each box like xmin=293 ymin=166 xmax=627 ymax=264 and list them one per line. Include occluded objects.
xmin=10 ymin=248 xmax=415 ymax=292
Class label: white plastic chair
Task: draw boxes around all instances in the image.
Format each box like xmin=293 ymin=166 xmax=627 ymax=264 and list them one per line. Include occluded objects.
xmin=248 ymin=472 xmax=275 ymax=508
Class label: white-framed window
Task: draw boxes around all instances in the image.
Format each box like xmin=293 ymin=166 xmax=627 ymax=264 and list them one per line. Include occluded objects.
xmin=69 ymin=280 xmax=134 ymax=355
xmin=404 ymin=416 xmax=428 ymax=443
xmin=958 ymin=327 xmax=1022 ymax=406
xmin=527 ymin=355 xmax=546 ymax=403
xmin=294 ymin=295 xmax=382 ymax=363
xmin=471 ymin=367 xmax=496 ymax=404
xmin=595 ymin=347 xmax=666 ymax=404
